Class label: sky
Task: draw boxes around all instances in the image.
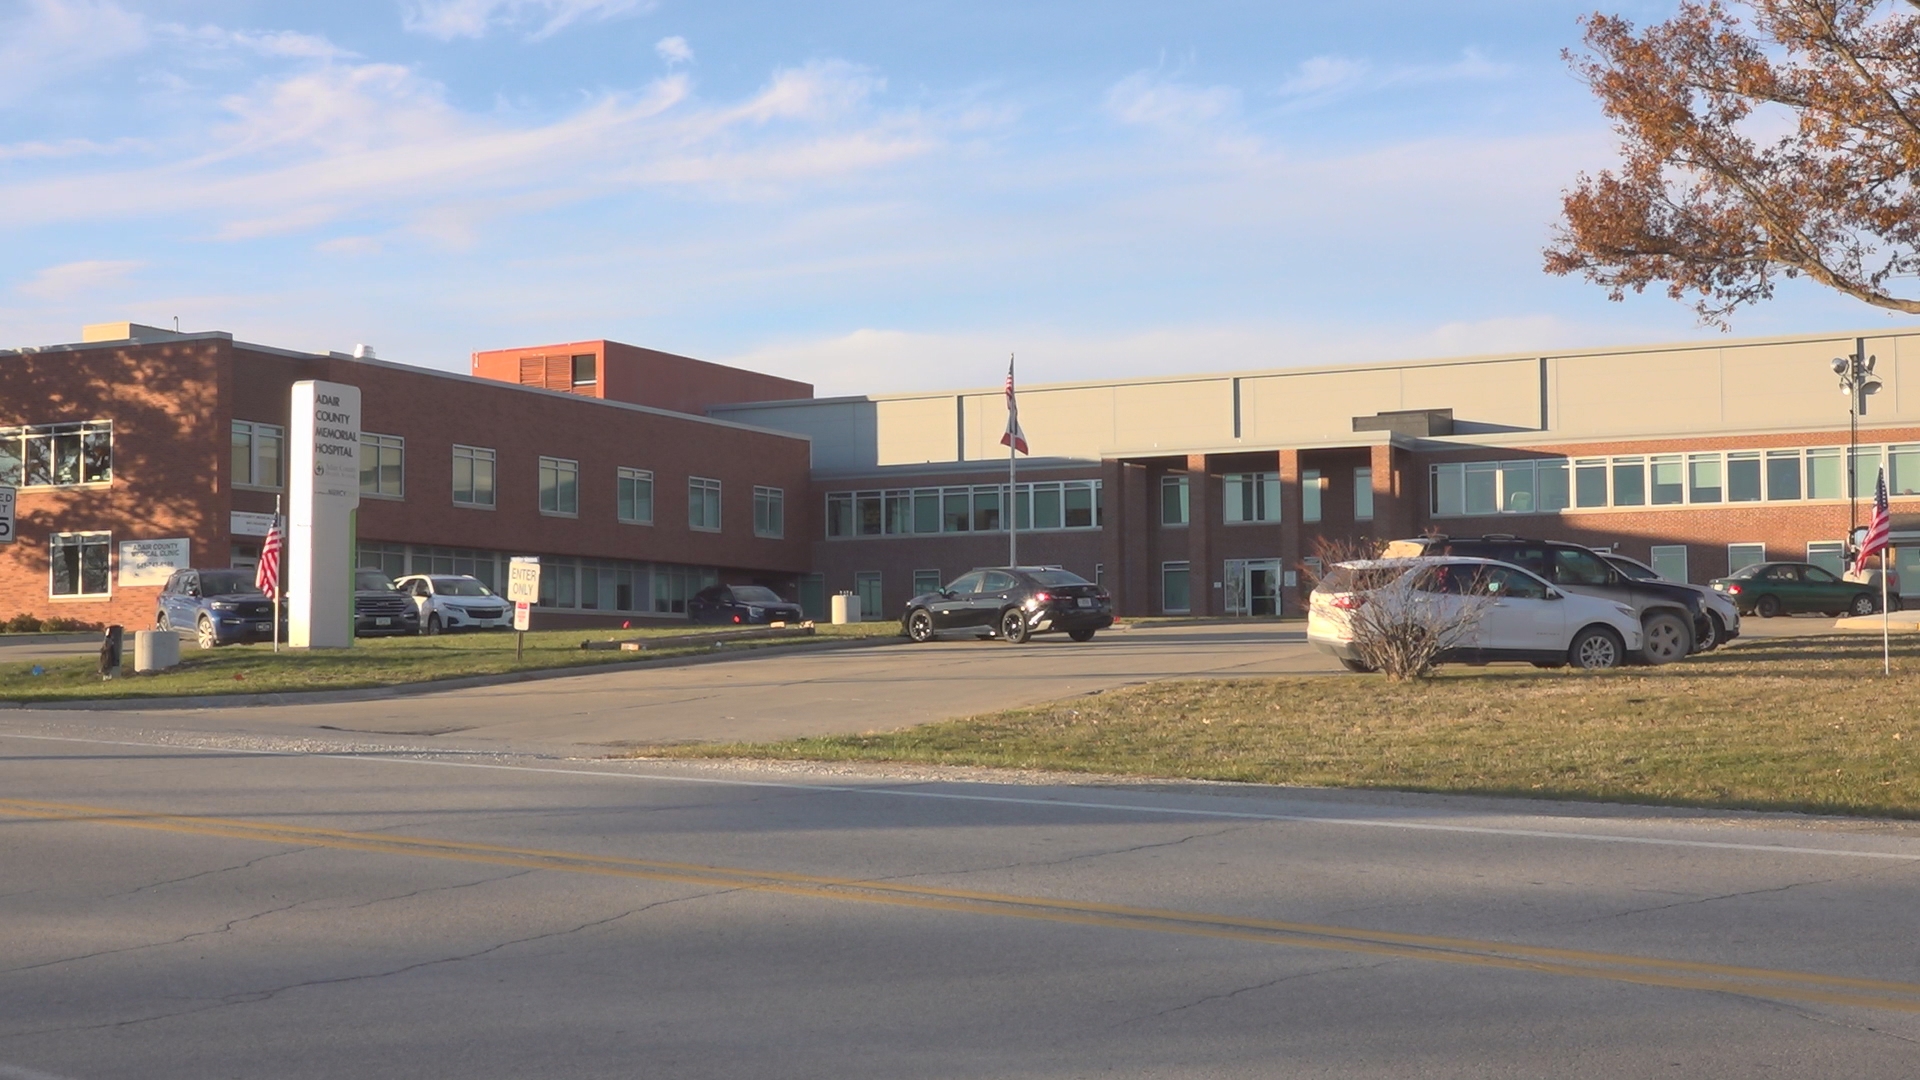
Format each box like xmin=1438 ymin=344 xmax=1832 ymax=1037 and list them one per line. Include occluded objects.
xmin=3 ymin=0 xmax=1915 ymax=397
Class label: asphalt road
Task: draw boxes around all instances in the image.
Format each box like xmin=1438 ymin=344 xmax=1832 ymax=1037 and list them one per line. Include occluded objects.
xmin=3 ymin=720 xmax=1919 ymax=1079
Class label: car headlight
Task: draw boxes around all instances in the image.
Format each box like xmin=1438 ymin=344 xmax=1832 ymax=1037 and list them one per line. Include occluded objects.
xmin=210 ymin=601 xmax=239 ymax=612
xmin=746 ymin=606 xmax=763 ymax=618
xmin=1613 ymin=603 xmax=1636 ymax=617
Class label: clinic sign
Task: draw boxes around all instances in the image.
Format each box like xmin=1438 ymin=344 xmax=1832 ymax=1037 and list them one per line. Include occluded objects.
xmin=288 ymin=381 xmax=361 ymax=648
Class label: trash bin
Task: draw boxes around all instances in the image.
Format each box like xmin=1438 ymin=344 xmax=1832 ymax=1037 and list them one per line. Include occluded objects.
xmin=830 ymin=592 xmax=863 ymax=624
xmin=134 ymin=629 xmax=181 ymax=673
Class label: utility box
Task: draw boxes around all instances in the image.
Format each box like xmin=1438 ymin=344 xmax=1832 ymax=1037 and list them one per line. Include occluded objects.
xmin=830 ymin=592 xmax=862 ymax=624
xmin=133 ymin=629 xmax=181 ymax=673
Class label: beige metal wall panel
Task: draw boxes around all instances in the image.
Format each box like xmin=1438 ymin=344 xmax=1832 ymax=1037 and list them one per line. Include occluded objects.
xmin=873 ymin=396 xmax=959 ymax=466
xmin=1110 ymin=379 xmax=1233 ymax=451
xmin=1242 ymin=368 xmax=1402 ymax=443
xmin=1008 ymin=386 xmax=1117 ymax=459
xmin=1718 ymin=340 xmax=1856 ymax=430
xmin=1400 ymin=359 xmax=1540 ymax=430
xmin=1552 ymin=348 xmax=1725 ymax=437
xmin=1871 ymin=333 xmax=1920 ymax=420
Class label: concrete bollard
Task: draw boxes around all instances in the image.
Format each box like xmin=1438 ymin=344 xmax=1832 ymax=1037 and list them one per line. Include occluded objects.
xmin=133 ymin=629 xmax=181 ymax=673
xmin=830 ymin=592 xmax=863 ymax=624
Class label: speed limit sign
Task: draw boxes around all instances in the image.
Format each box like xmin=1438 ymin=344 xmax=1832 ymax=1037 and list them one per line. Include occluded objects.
xmin=0 ymin=486 xmax=14 ymax=544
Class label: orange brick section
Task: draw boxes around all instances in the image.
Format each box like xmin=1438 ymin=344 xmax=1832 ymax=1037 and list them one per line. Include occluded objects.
xmin=472 ymin=340 xmax=812 ymax=415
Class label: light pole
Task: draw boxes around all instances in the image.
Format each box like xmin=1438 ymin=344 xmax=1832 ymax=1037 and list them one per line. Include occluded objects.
xmin=1831 ymin=342 xmax=1883 ymax=551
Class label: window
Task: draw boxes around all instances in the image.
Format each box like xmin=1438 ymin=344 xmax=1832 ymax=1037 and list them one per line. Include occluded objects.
xmin=1650 ymin=544 xmax=1689 ymax=583
xmin=618 ymin=468 xmax=654 ymax=524
xmin=571 ymin=353 xmax=597 ymax=387
xmin=689 ymin=477 xmax=722 ymax=531
xmin=1807 ymin=540 xmax=1847 ymax=576
xmin=1355 ymin=467 xmax=1375 ymax=520
xmin=1649 ymin=454 xmax=1684 ymax=505
xmin=1891 ymin=444 xmax=1920 ymax=496
xmin=858 ymin=491 xmax=883 ymax=535
xmin=1223 ymin=472 xmax=1280 ymax=523
xmin=886 ymin=490 xmax=913 ymax=534
xmin=1431 ymin=464 xmax=1463 ymax=516
xmin=1303 ymin=470 xmax=1323 ymax=522
xmin=855 ymin=572 xmax=882 ymax=621
xmin=972 ymin=488 xmax=1002 ymax=531
xmin=1727 ymin=452 xmax=1761 ymax=502
xmin=914 ymin=490 xmax=942 ymax=533
xmin=913 ymin=569 xmax=943 ymax=596
xmin=1538 ymin=460 xmax=1570 ymax=512
xmin=1161 ymin=475 xmax=1189 ymax=526
xmin=1728 ymin=543 xmax=1766 ymax=574
xmin=49 ymin=532 xmax=110 ymax=597
xmin=1852 ymin=446 xmax=1884 ymax=500
xmin=1687 ymin=453 xmax=1721 ymax=504
xmin=359 ymin=433 xmax=403 ymax=498
xmin=825 ymin=493 xmax=853 ymax=538
xmin=1064 ymin=481 xmax=1097 ymax=527
xmin=452 ymin=445 xmax=495 ymax=507
xmin=1499 ymin=461 xmax=1531 ymax=513
xmin=1611 ymin=457 xmax=1646 ymax=507
xmin=1806 ymin=448 xmax=1843 ymax=500
xmin=1766 ymin=450 xmax=1802 ymax=500
xmin=821 ymin=481 xmax=1104 ymax=537
xmin=943 ymin=490 xmax=970 ymax=532
xmin=1464 ymin=462 xmax=1498 ymax=515
xmin=1161 ymin=562 xmax=1191 ymax=613
xmin=754 ymin=486 xmax=784 ymax=538
xmin=231 ymin=421 xmax=282 ymax=489
xmin=1574 ymin=458 xmax=1608 ymax=508
xmin=538 ymin=456 xmax=579 ymax=516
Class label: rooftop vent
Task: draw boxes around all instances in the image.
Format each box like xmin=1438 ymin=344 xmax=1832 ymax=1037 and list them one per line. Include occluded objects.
xmin=1352 ymin=408 xmax=1453 ymax=438
xmin=352 ymin=344 xmax=376 ymax=360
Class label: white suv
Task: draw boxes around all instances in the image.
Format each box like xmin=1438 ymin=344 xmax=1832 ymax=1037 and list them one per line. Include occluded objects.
xmin=1309 ymin=557 xmax=1645 ymax=671
xmin=394 ymin=574 xmax=513 ymax=634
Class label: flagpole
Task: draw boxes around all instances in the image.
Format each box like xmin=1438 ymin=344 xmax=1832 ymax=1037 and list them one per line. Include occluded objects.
xmin=1008 ymin=353 xmax=1018 ymax=568
xmin=1883 ymin=547 xmax=1891 ymax=675
xmin=272 ymin=495 xmax=282 ymax=655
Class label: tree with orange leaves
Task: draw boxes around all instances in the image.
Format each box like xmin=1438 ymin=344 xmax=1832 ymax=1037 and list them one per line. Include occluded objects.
xmin=1547 ymin=0 xmax=1920 ymax=323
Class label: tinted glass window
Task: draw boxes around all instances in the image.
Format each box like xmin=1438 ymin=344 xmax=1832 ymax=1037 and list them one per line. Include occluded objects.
xmin=1484 ymin=566 xmax=1549 ymax=599
xmin=356 ymin=569 xmax=395 ymax=591
xmin=1027 ymin=569 xmax=1091 ymax=586
xmin=1410 ymin=564 xmax=1474 ymax=594
xmin=980 ymin=571 xmax=1017 ymax=592
xmin=947 ymin=572 xmax=985 ymax=595
xmin=1606 ymin=557 xmax=1657 ymax=581
xmin=435 ymin=577 xmax=494 ymax=596
xmin=1552 ymin=549 xmax=1612 ymax=585
xmin=199 ymin=571 xmax=258 ymax=595
xmin=730 ymin=586 xmax=782 ymax=604
xmin=1804 ymin=566 xmax=1839 ymax=584
xmin=1762 ymin=566 xmax=1798 ymax=582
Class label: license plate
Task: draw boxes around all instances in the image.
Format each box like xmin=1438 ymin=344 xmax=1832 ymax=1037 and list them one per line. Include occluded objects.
xmin=1077 ymin=597 xmax=1093 ymax=608
xmin=376 ymin=617 xmax=391 ymax=626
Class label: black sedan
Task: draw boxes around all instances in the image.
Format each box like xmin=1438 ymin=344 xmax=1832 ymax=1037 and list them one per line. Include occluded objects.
xmin=901 ymin=566 xmax=1112 ymax=644
xmin=688 ymin=584 xmax=806 ymax=625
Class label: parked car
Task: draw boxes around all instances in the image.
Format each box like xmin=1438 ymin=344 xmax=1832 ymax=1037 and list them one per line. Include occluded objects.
xmin=1383 ymin=535 xmax=1708 ymax=664
xmin=154 ymin=568 xmax=281 ymax=648
xmin=1708 ymin=562 xmax=1885 ymax=617
xmin=901 ymin=566 xmax=1113 ymax=643
xmin=1596 ymin=552 xmax=1740 ymax=650
xmin=688 ymin=584 xmax=806 ymax=625
xmin=394 ymin=574 xmax=512 ymax=633
xmin=1309 ymin=557 xmax=1644 ymax=671
xmin=353 ymin=568 xmax=420 ymax=637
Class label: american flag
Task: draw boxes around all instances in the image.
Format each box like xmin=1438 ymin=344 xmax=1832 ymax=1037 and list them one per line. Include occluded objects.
xmin=255 ymin=518 xmax=283 ymax=600
xmin=1854 ymin=466 xmax=1891 ymax=575
xmin=999 ymin=355 xmax=1029 ymax=455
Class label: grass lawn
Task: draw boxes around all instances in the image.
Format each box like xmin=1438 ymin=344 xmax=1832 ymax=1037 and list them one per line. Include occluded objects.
xmin=0 ymin=622 xmax=903 ymax=703
xmin=643 ymin=633 xmax=1920 ymax=818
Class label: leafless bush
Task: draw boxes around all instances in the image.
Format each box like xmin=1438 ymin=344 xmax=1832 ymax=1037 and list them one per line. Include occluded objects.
xmin=1338 ymin=563 xmax=1489 ymax=682
xmin=1298 ymin=536 xmax=1388 ymax=589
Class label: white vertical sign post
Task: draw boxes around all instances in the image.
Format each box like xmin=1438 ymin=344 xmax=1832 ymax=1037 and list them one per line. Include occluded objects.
xmin=288 ymin=381 xmax=361 ymax=648
xmin=507 ymin=556 xmax=541 ymax=660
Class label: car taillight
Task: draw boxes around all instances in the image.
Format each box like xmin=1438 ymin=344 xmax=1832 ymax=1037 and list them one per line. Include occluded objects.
xmin=1032 ymin=591 xmax=1051 ymax=604
xmin=1726 ymin=584 xmax=1742 ymax=594
xmin=732 ymin=614 xmax=742 ymax=623
xmin=1332 ymin=595 xmax=1367 ymax=610
xmin=1096 ymin=591 xmax=1110 ymax=602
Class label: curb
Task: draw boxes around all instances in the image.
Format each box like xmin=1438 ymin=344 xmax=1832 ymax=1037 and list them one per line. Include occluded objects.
xmin=0 ymin=633 xmax=910 ymax=713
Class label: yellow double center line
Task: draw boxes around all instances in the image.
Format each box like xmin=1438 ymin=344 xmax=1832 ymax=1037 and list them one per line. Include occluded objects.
xmin=7 ymin=795 xmax=1919 ymax=1013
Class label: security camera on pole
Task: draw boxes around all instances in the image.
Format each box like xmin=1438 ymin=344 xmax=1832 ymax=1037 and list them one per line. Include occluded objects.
xmin=1830 ymin=342 xmax=1883 ymax=548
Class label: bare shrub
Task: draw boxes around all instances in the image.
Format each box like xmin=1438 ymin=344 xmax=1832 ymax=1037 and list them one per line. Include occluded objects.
xmin=1298 ymin=536 xmax=1387 ymax=590
xmin=1337 ymin=563 xmax=1489 ymax=682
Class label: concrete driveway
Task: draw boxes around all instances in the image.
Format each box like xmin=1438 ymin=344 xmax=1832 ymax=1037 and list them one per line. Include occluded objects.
xmin=20 ymin=623 xmax=1333 ymax=749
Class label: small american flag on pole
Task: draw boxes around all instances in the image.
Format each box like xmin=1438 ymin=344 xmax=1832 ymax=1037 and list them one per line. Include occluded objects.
xmin=1854 ymin=466 xmax=1891 ymax=575
xmin=255 ymin=517 xmax=284 ymax=600
xmin=1000 ymin=356 xmax=1028 ymax=455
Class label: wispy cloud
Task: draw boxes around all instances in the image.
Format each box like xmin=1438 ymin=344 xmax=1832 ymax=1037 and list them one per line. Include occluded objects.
xmin=1103 ymin=71 xmax=1240 ymax=131
xmin=1276 ymin=48 xmax=1514 ymax=107
xmin=17 ymin=259 xmax=145 ymax=300
xmin=163 ymin=25 xmax=359 ymax=61
xmin=400 ymin=0 xmax=651 ymax=41
xmin=655 ymin=35 xmax=692 ymax=66
xmin=0 ymin=0 xmax=147 ymax=107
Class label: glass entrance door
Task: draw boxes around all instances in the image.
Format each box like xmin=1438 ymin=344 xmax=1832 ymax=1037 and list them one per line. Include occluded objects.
xmin=1246 ymin=559 xmax=1281 ymax=616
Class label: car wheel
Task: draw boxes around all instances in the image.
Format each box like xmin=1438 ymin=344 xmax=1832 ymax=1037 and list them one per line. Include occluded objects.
xmin=1339 ymin=657 xmax=1376 ymax=673
xmin=1696 ymin=613 xmax=1722 ymax=652
xmin=153 ymin=612 xmax=169 ymax=632
xmin=1755 ymin=594 xmax=1782 ymax=619
xmin=1851 ymin=594 xmax=1878 ymax=617
xmin=1569 ymin=626 xmax=1624 ymax=670
xmin=1068 ymin=628 xmax=1096 ymax=642
xmin=999 ymin=608 xmax=1030 ymax=644
xmin=1640 ymin=612 xmax=1692 ymax=665
xmin=195 ymin=616 xmax=218 ymax=650
xmin=425 ymin=613 xmax=442 ymax=636
xmin=906 ymin=610 xmax=935 ymax=643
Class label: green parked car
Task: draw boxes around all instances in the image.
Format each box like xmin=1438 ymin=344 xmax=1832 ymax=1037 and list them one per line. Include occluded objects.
xmin=1708 ymin=562 xmax=1883 ymax=618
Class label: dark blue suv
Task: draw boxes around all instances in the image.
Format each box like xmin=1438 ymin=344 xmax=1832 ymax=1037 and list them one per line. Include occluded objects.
xmin=155 ymin=568 xmax=281 ymax=648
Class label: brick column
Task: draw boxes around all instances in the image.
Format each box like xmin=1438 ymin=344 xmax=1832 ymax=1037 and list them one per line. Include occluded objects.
xmin=1279 ymin=448 xmax=1303 ymax=615
xmin=1102 ymin=459 xmax=1152 ymax=617
xmin=1186 ymin=453 xmax=1216 ymax=615
xmin=1370 ymin=442 xmax=1413 ymax=542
